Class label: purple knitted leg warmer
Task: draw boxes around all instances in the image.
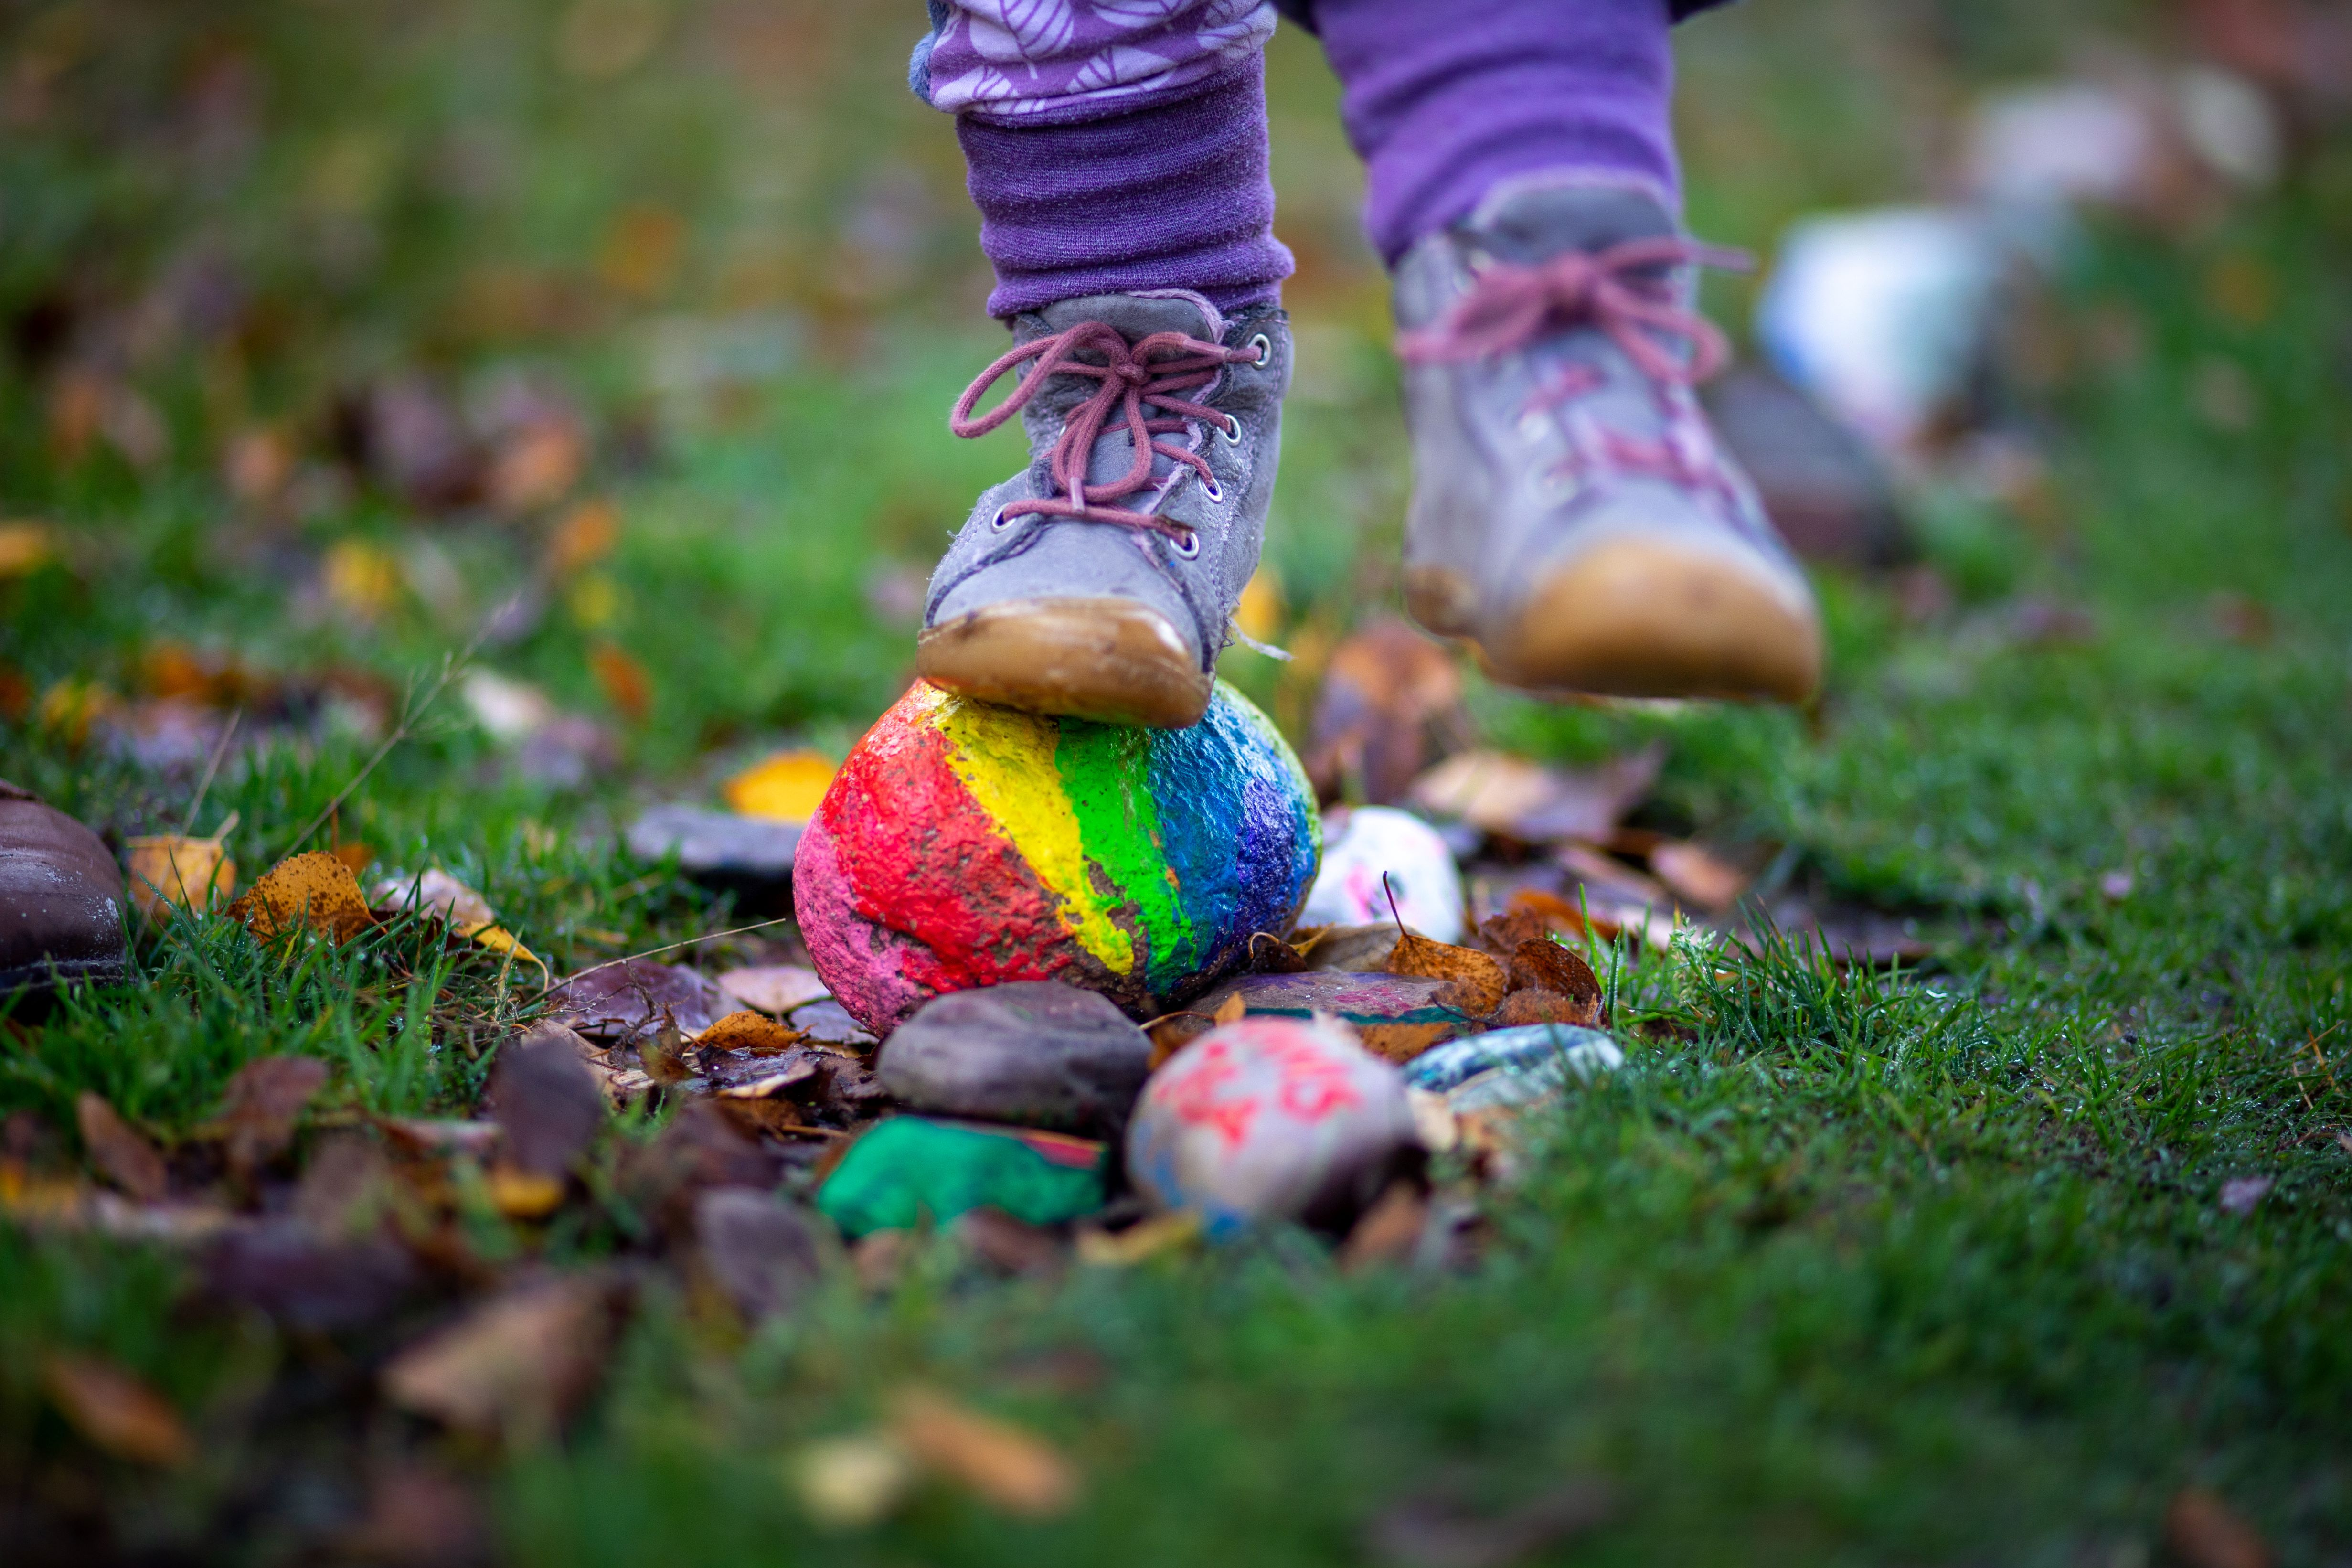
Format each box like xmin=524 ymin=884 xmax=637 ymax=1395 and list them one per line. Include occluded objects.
xmin=1313 ymin=0 xmax=1682 ymax=262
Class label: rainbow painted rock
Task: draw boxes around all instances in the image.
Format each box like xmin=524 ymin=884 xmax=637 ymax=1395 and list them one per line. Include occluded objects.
xmin=796 ymin=680 xmax=1320 ymax=1035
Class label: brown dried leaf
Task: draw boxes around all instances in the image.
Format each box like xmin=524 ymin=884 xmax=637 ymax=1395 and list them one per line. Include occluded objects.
xmin=2164 ymin=1488 xmax=2273 ymax=1568
xmin=227 ymin=851 xmax=373 ymax=942
xmin=953 ymin=1207 xmax=1068 ymax=1280
xmin=695 ymin=1187 xmax=822 ymax=1321
xmin=381 ymin=1274 xmax=615 ymax=1440
xmin=492 ymin=1026 xmax=607 ymax=1178
xmin=1213 ymin=991 xmax=1248 ymax=1027
xmin=1356 ymin=1022 xmax=1457 ymax=1063
xmin=1507 ymin=939 xmax=1602 ymax=1015
xmin=1304 ymin=619 xmax=1464 ymax=805
xmin=889 ymin=1387 xmax=1080 ymax=1518
xmin=214 ymin=1055 xmax=330 ymax=1178
xmin=1339 ymin=1182 xmax=1429 ymax=1274
xmin=1491 ymin=989 xmax=1602 ymax=1030
xmin=640 ymin=1018 xmax=694 ymax=1086
xmin=41 ymin=1353 xmax=193 ymax=1467
xmin=1411 ymin=745 xmax=1663 ymax=843
xmin=715 ymin=964 xmax=830 ymax=1016
xmin=75 ymin=1094 xmax=167 ymax=1203
xmin=696 ymin=1009 xmax=804 ymax=1054
xmin=1649 ymin=840 xmax=1751 ymax=913
xmin=1384 ymin=930 xmax=1508 ymax=1016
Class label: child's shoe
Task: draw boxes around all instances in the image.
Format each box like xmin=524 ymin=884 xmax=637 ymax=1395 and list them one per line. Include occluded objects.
xmin=1392 ymin=180 xmax=1821 ymax=702
xmin=921 ymin=291 xmax=1289 ymax=729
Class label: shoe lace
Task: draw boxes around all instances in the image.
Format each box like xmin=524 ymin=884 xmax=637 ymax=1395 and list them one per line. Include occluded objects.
xmin=1395 ymin=235 xmax=1748 ymax=386
xmin=950 ymin=321 xmax=1265 ymax=544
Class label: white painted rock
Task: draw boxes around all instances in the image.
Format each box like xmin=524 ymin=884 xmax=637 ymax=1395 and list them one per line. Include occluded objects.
xmin=1125 ymin=1015 xmax=1421 ymax=1236
xmin=1298 ymin=805 xmax=1465 ymax=942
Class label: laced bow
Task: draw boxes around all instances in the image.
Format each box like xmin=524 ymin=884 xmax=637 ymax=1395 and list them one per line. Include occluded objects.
xmin=1397 ymin=235 xmax=1749 ymax=384
xmin=951 ymin=322 xmax=1263 ymax=540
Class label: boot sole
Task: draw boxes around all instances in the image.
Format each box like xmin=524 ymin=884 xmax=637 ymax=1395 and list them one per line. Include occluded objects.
xmin=1475 ymin=533 xmax=1823 ymax=703
xmin=916 ymin=597 xmax=1213 ymax=729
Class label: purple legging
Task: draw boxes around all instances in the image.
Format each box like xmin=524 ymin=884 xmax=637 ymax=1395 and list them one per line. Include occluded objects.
xmin=912 ymin=0 xmax=1681 ymax=317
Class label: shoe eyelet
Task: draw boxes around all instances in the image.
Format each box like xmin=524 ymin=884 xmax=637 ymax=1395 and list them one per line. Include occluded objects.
xmin=1245 ymin=332 xmax=1273 ymax=366
xmin=1217 ymin=414 xmax=1243 ymax=446
xmin=988 ymin=507 xmax=1012 ymax=531
xmin=1171 ymin=530 xmax=1202 ymax=559
xmin=1201 ymin=476 xmax=1224 ymax=504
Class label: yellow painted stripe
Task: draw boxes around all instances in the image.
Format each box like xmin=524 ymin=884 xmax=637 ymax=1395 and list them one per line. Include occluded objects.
xmin=931 ymin=692 xmax=1135 ymax=974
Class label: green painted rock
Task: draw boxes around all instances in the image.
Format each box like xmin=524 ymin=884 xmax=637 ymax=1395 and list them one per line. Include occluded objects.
xmin=816 ymin=1115 xmax=1107 ymax=1237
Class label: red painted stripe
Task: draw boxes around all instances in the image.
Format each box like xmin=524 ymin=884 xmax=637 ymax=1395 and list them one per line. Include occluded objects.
xmin=819 ymin=685 xmax=1076 ymax=996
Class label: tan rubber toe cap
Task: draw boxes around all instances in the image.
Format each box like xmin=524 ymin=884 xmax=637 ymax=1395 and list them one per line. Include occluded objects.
xmin=1477 ymin=533 xmax=1823 ymax=703
xmin=915 ymin=596 xmax=1213 ymax=729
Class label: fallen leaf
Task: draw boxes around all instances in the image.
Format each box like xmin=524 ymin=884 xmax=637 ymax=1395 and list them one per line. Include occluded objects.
xmin=1490 ymin=990 xmax=1598 ymax=1029
xmin=0 ymin=520 xmax=57 ymax=578
xmin=2164 ymin=1487 xmax=2273 ymax=1568
xmin=1369 ymin=1478 xmax=1616 ymax=1568
xmin=696 ymin=1009 xmax=804 ymax=1054
xmin=1355 ymin=1022 xmax=1458 ymax=1063
xmin=793 ymin=1435 xmax=916 ymax=1529
xmin=1075 ymin=1209 xmax=1202 ymax=1266
xmin=485 ymin=418 xmax=585 ymax=514
xmin=76 ymin=1094 xmax=167 ymax=1203
xmin=203 ymin=1219 xmax=420 ymax=1332
xmin=1213 ymin=991 xmax=1248 ymax=1027
xmin=125 ymin=835 xmax=236 ymax=918
xmin=324 ymin=538 xmax=406 ymax=622
xmin=953 ymin=1207 xmax=1068 ymax=1279
xmin=1385 ymin=930 xmax=1508 ymax=1016
xmin=489 ymin=1167 xmax=566 ymax=1220
xmin=549 ymin=959 xmax=732 ymax=1041
xmin=723 ymin=749 xmax=838 ymax=822
xmin=1506 ymin=938 xmax=1601 ymax=1006
xmin=1411 ymin=745 xmax=1663 ymax=844
xmin=381 ymin=1274 xmax=616 ymax=1440
xmin=371 ymin=867 xmax=496 ymax=934
xmin=888 ymin=1387 xmax=1079 ymax=1518
xmin=545 ymin=498 xmax=622 ymax=576
xmin=2219 ymin=1175 xmax=2273 ymax=1215
xmin=491 ymin=1025 xmax=607 ymax=1178
xmin=337 ymin=1463 xmax=490 ymax=1566
xmin=1235 ymin=565 xmax=1283 ymax=643
xmin=1305 ymin=619 xmax=1464 ymax=805
xmin=213 ymin=1056 xmax=330 ymax=1178
xmin=41 ymin=1353 xmax=193 ymax=1468
xmin=695 ymin=1187 xmax=823 ymax=1320
xmin=1557 ymin=842 xmax=1671 ymax=909
xmin=716 ymin=964 xmax=830 ymax=1015
xmin=228 ymin=852 xmax=373 ymax=942
xmin=640 ymin=1019 xmax=695 ymax=1086
xmin=1649 ymin=840 xmax=1750 ymax=913
xmin=589 ymin=640 xmax=651 ymax=721
xmin=1339 ymin=1181 xmax=1428 ymax=1273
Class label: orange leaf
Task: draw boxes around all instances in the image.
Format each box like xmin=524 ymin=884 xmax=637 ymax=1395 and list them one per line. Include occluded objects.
xmin=888 ymin=1388 xmax=1079 ymax=1518
xmin=1384 ymin=929 xmax=1508 ymax=1016
xmin=227 ymin=852 xmax=373 ymax=942
xmin=589 ymin=641 xmax=652 ymax=721
xmin=42 ymin=1354 xmax=192 ymax=1468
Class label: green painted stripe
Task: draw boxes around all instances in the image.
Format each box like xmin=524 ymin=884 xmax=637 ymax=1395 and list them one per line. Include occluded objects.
xmin=1053 ymin=719 xmax=1198 ymax=984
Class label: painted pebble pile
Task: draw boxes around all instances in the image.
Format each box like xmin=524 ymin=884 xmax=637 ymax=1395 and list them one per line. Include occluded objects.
xmin=580 ymin=676 xmax=1637 ymax=1244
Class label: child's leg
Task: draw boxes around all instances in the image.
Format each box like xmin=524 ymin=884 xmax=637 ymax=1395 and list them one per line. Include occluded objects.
xmin=1315 ymin=0 xmax=1824 ymax=704
xmin=911 ymin=3 xmax=1296 ymax=729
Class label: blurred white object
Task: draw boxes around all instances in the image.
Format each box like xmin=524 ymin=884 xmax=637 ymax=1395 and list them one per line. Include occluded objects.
xmin=1299 ymin=805 xmax=1466 ymax=942
xmin=1964 ymin=83 xmax=2158 ymax=211
xmin=2173 ymin=68 xmax=2281 ymax=189
xmin=1755 ymin=209 xmax=2004 ymax=454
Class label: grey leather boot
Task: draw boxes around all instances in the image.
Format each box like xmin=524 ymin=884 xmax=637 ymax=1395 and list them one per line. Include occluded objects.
xmin=920 ymin=290 xmax=1289 ymax=729
xmin=1393 ymin=178 xmax=1821 ymax=703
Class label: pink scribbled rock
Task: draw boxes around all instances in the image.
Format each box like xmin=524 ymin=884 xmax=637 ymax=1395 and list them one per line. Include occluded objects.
xmin=1126 ymin=1016 xmax=1422 ymax=1236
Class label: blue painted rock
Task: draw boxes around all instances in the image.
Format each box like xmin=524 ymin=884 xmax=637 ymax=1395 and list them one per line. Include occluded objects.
xmin=1402 ymin=1024 xmax=1625 ymax=1096
xmin=1126 ymin=1016 xmax=1421 ymax=1235
xmin=795 ymin=680 xmax=1320 ymax=1035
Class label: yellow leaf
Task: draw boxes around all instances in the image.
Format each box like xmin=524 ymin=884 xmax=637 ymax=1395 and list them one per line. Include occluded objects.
xmin=42 ymin=1354 xmax=192 ymax=1468
xmin=125 ymin=835 xmax=236 ymax=918
xmin=1234 ymin=565 xmax=1283 ymax=644
xmin=0 ymin=520 xmax=57 ymax=578
xmin=229 ymin=852 xmax=373 ymax=942
xmin=723 ymin=749 xmax=837 ymax=823
xmin=888 ymin=1387 xmax=1079 ymax=1519
xmin=323 ymin=539 xmax=404 ymax=620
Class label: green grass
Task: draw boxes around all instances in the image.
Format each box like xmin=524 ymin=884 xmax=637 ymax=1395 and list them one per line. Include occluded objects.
xmin=3 ymin=0 xmax=2352 ymax=1561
